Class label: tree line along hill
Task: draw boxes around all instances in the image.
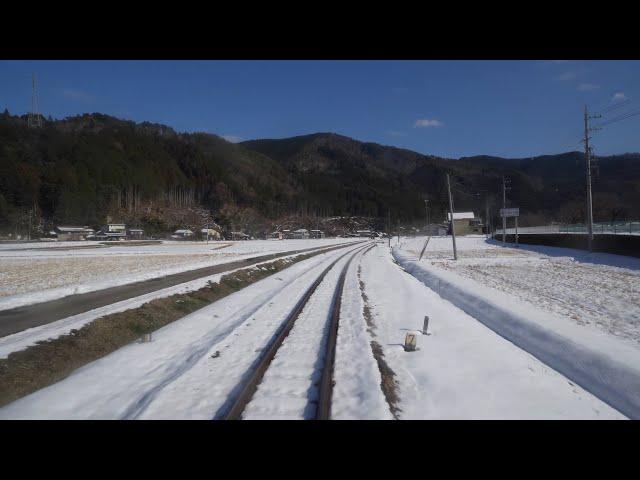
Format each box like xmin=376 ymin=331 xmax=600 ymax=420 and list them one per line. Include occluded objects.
xmin=1 ymin=111 xmax=639 ymax=238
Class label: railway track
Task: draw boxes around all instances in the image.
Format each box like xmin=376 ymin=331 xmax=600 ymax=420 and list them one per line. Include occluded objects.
xmin=220 ymin=242 xmax=374 ymax=420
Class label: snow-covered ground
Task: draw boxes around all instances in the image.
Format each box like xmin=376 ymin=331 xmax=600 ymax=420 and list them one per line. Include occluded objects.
xmin=0 ymin=249 xmax=323 ymax=360
xmin=393 ymin=235 xmax=640 ymax=417
xmin=241 ymin=251 xmax=356 ymax=419
xmin=0 ymin=238 xmax=358 ymax=311
xmin=358 ymin=243 xmax=624 ymax=419
xmin=1 ymin=237 xmax=628 ymax=419
xmin=399 ymin=235 xmax=640 ymax=343
xmin=0 ymin=244 xmax=366 ymax=419
xmin=331 ymin=245 xmax=393 ymax=420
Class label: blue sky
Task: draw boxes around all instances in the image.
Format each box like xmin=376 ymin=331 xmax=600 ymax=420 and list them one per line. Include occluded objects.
xmin=1 ymin=60 xmax=639 ymax=158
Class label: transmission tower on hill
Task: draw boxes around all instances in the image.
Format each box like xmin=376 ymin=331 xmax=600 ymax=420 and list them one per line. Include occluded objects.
xmin=28 ymin=73 xmax=42 ymax=128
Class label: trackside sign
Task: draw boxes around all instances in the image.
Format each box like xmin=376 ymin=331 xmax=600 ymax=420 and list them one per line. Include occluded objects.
xmin=500 ymin=208 xmax=520 ymax=218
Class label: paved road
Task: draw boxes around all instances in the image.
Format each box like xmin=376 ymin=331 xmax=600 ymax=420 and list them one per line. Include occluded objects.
xmin=0 ymin=242 xmax=360 ymax=338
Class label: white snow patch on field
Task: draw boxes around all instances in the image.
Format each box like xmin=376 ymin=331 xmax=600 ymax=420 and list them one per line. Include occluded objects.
xmin=0 ymin=251 xmax=314 ymax=359
xmin=400 ymin=235 xmax=640 ymax=344
xmin=0 ymin=239 xmax=358 ymax=311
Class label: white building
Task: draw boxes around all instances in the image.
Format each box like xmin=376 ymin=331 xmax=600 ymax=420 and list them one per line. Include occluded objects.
xmin=292 ymin=228 xmax=309 ymax=239
xmin=447 ymin=212 xmax=475 ymax=221
xmin=172 ymin=229 xmax=194 ymax=239
xmin=447 ymin=212 xmax=483 ymax=235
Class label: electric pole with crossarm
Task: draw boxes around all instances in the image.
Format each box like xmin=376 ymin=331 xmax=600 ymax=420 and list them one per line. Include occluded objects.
xmin=583 ymin=105 xmax=601 ymax=252
xmin=446 ymin=173 xmax=458 ymax=260
xmin=501 ymin=176 xmax=511 ymax=243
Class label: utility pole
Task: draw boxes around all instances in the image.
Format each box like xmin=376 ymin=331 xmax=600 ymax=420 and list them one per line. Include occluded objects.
xmin=388 ymin=208 xmax=391 ymax=247
xmin=446 ymin=173 xmax=458 ymax=260
xmin=28 ymin=208 xmax=32 ymax=241
xmin=502 ymin=176 xmax=507 ymax=243
xmin=424 ymin=198 xmax=430 ymax=233
xmin=501 ymin=176 xmax=511 ymax=244
xmin=485 ymin=195 xmax=490 ymax=239
xmin=583 ymin=105 xmax=601 ymax=252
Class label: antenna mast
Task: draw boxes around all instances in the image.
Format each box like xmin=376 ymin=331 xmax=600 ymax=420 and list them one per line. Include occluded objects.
xmin=28 ymin=73 xmax=42 ymax=128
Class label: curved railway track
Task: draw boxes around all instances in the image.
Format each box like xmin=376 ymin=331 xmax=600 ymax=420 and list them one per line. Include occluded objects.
xmin=220 ymin=242 xmax=375 ymax=420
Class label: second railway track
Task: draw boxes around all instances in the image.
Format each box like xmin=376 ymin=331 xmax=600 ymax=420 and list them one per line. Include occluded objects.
xmin=220 ymin=242 xmax=375 ymax=420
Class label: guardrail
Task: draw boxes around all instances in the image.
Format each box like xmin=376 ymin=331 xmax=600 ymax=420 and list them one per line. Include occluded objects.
xmin=497 ymin=222 xmax=640 ymax=236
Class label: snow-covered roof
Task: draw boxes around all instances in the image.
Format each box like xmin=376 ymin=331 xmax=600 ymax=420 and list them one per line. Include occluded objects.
xmin=174 ymin=229 xmax=194 ymax=234
xmin=447 ymin=212 xmax=475 ymax=221
xmin=56 ymin=226 xmax=93 ymax=232
xmin=294 ymin=229 xmax=308 ymax=233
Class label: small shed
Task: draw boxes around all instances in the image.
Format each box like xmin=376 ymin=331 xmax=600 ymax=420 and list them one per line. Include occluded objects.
xmin=128 ymin=228 xmax=145 ymax=239
xmin=55 ymin=226 xmax=94 ymax=241
xmin=447 ymin=212 xmax=482 ymax=235
xmin=292 ymin=228 xmax=309 ymax=239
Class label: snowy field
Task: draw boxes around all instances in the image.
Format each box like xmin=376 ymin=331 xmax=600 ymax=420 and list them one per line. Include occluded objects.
xmin=0 ymin=244 xmax=367 ymax=419
xmin=0 ymin=238 xmax=358 ymax=311
xmin=1 ymin=240 xmax=628 ymax=419
xmin=358 ymin=244 xmax=624 ymax=419
xmin=399 ymin=235 xmax=640 ymax=344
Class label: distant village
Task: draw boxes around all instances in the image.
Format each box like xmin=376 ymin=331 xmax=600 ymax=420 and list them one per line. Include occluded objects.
xmin=45 ymin=224 xmax=387 ymax=242
xmin=3 ymin=211 xmax=486 ymax=242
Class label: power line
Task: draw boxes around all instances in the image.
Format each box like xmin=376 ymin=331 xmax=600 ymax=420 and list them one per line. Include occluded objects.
xmin=595 ymin=107 xmax=640 ymax=128
xmin=450 ymin=186 xmax=477 ymax=197
xmin=595 ymin=98 xmax=634 ymax=116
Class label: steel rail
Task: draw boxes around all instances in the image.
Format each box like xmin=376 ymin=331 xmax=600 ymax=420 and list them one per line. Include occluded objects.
xmin=316 ymin=243 xmax=376 ymax=420
xmin=221 ymin=242 xmax=371 ymax=420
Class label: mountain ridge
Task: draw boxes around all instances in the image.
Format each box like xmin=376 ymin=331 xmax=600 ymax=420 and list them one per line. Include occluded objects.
xmin=1 ymin=112 xmax=638 ymax=237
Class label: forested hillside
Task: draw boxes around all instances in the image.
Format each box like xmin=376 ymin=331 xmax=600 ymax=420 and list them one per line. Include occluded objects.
xmin=246 ymin=133 xmax=640 ymax=228
xmin=0 ymin=112 xmax=298 ymax=236
xmin=1 ymin=112 xmax=639 ymax=238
